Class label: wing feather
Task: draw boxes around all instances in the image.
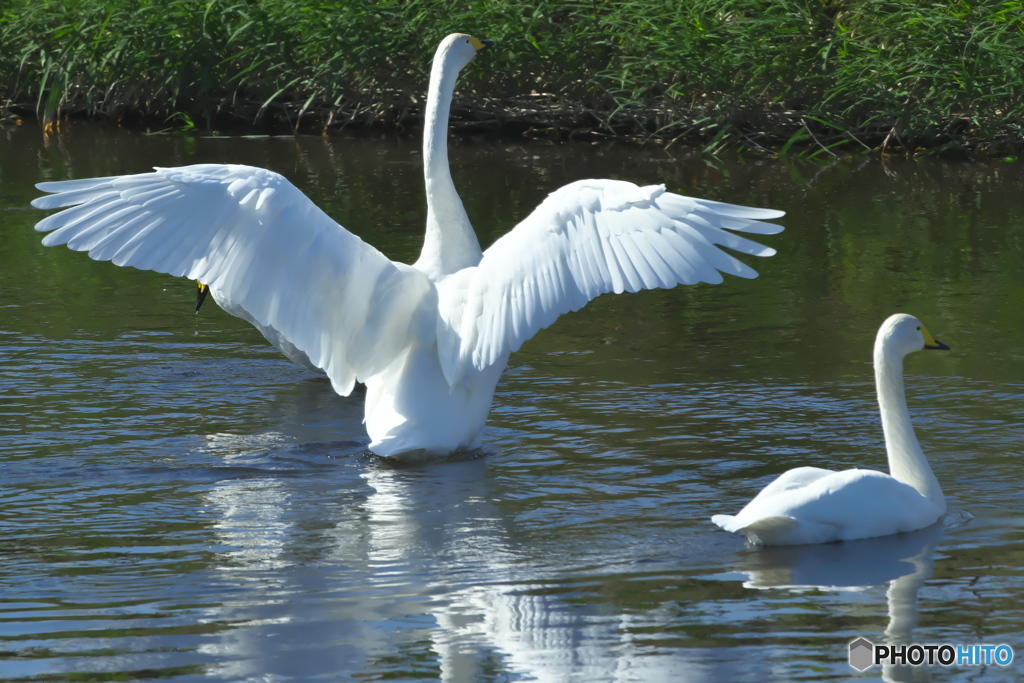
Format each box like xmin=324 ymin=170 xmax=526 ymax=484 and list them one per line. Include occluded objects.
xmin=436 ymin=179 xmax=784 ymax=385
xmin=88 ymin=211 xmax=158 ymax=260
xmin=585 ymin=212 xmax=620 ymax=293
xmin=33 ymin=163 xmax=432 ymax=395
xmin=35 ymin=175 xmax=123 ymax=196
xmin=612 ymin=228 xmax=648 ymax=292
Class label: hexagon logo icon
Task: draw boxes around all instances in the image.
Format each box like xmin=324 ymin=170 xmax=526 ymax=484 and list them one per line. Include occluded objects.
xmin=849 ymin=637 xmax=875 ymax=671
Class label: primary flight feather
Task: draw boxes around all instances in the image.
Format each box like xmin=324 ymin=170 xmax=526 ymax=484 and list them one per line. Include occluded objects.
xmin=32 ymin=33 xmax=785 ymax=459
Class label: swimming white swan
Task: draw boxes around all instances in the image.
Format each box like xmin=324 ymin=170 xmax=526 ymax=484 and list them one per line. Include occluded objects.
xmin=712 ymin=313 xmax=949 ymax=546
xmin=31 ymin=33 xmax=784 ymax=459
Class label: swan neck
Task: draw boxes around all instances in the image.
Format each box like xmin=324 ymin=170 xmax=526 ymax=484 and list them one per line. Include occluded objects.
xmin=874 ymin=344 xmax=945 ymax=510
xmin=423 ymin=58 xmax=456 ymax=190
xmin=415 ymin=48 xmax=481 ymax=279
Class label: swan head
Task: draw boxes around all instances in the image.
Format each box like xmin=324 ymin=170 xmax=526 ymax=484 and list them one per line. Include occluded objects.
xmin=434 ymin=33 xmax=495 ymax=73
xmin=876 ymin=313 xmax=950 ymax=359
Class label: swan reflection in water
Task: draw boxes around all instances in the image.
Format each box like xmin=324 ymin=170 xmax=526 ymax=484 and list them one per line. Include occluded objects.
xmin=722 ymin=522 xmax=945 ymax=683
xmin=187 ymin=433 xmax=733 ymax=680
xmin=358 ymin=463 xmax=701 ymax=682
xmin=179 ymin=373 xmax=947 ymax=681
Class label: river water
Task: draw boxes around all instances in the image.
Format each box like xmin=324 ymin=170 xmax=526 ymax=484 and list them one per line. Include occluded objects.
xmin=1 ymin=123 xmax=1022 ymax=682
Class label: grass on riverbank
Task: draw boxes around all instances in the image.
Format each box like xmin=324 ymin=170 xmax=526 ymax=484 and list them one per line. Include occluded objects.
xmin=3 ymin=0 xmax=1024 ymax=157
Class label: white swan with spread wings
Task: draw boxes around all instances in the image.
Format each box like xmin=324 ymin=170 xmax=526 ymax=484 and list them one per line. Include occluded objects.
xmin=31 ymin=33 xmax=785 ymax=458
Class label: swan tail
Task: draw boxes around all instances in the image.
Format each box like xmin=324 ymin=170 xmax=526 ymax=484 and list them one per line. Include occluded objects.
xmin=711 ymin=514 xmax=742 ymax=532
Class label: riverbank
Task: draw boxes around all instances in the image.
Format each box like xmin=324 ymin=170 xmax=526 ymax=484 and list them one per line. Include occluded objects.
xmin=3 ymin=0 xmax=1023 ymax=158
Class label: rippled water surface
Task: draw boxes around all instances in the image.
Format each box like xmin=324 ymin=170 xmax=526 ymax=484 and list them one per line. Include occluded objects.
xmin=1 ymin=124 xmax=1023 ymax=682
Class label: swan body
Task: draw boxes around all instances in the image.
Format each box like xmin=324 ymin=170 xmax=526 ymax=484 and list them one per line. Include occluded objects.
xmin=712 ymin=313 xmax=949 ymax=545
xmin=31 ymin=33 xmax=785 ymax=459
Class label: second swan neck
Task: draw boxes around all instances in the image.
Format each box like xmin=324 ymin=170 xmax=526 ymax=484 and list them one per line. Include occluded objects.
xmin=874 ymin=347 xmax=946 ymax=510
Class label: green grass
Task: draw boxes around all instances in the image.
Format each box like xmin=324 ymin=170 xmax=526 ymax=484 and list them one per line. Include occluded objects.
xmin=2 ymin=0 xmax=1023 ymax=156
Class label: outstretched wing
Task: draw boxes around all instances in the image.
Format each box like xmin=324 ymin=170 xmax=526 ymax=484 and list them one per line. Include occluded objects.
xmin=436 ymin=179 xmax=784 ymax=385
xmin=32 ymin=164 xmax=433 ymax=395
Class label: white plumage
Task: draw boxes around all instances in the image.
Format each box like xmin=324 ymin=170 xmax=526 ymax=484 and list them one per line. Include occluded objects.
xmin=712 ymin=313 xmax=949 ymax=545
xmin=32 ymin=33 xmax=784 ymax=459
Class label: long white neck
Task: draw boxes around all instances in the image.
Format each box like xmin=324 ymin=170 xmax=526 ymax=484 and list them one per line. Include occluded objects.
xmin=412 ymin=45 xmax=482 ymax=280
xmin=874 ymin=344 xmax=945 ymax=511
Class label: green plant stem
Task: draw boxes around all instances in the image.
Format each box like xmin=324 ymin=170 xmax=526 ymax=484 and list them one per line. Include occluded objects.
xmin=2 ymin=0 xmax=1023 ymax=156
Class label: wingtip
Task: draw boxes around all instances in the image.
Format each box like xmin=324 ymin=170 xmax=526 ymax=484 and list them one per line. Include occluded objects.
xmin=33 ymin=183 xmax=63 ymax=197
xmin=756 ymin=221 xmax=786 ymax=235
